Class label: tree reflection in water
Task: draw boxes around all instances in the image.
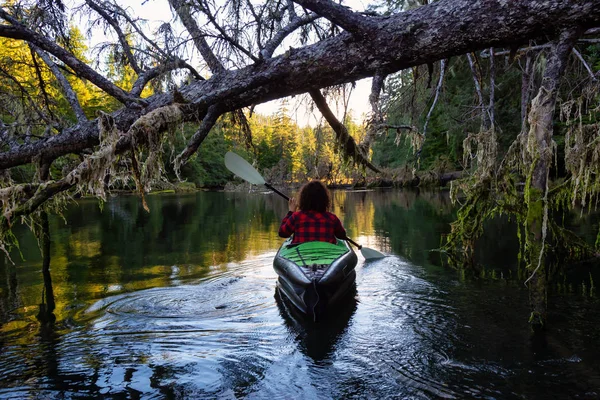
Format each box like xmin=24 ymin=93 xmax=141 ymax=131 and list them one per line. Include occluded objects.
xmin=37 ymin=211 xmax=56 ymax=326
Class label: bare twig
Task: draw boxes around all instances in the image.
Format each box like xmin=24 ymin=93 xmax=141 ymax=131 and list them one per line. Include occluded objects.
xmin=480 ymin=44 xmax=551 ymax=57
xmin=28 ymin=45 xmax=55 ymax=122
xmin=131 ymin=59 xmax=202 ymax=97
xmin=292 ymin=0 xmax=375 ymax=36
xmin=520 ymin=53 xmax=533 ymax=132
xmin=466 ymin=53 xmax=490 ymax=129
xmin=572 ymin=47 xmax=597 ymax=81
xmin=488 ymin=48 xmax=496 ymax=128
xmin=419 ymin=59 xmax=447 ymax=157
xmin=260 ymin=13 xmax=320 ymax=59
xmin=174 ymin=104 xmax=223 ymax=175
xmin=0 ymin=66 xmax=55 ymax=127
xmin=583 ymin=27 xmax=600 ymax=36
xmin=111 ymin=3 xmax=169 ymax=60
xmin=85 ymin=0 xmax=141 ymax=74
xmin=379 ymin=124 xmax=414 ymax=131
xmin=358 ymin=73 xmax=386 ymax=153
xmin=198 ymin=1 xmax=259 ymax=62
xmin=31 ymin=45 xmax=87 ymax=123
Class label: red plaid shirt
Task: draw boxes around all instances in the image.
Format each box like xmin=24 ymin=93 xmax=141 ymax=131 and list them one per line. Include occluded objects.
xmin=278 ymin=210 xmax=347 ymax=244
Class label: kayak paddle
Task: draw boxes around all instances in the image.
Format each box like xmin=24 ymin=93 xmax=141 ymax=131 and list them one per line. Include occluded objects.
xmin=224 ymin=151 xmax=386 ymax=261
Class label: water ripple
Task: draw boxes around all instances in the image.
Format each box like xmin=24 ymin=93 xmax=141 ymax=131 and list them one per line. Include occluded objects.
xmin=3 ymin=250 xmax=598 ymax=399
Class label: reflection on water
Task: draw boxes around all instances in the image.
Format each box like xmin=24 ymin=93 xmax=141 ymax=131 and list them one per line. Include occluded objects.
xmin=1 ymin=190 xmax=600 ymax=398
xmin=275 ymin=285 xmax=358 ymax=362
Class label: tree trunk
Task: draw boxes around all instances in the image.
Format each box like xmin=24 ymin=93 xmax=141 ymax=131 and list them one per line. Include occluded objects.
xmin=524 ymin=28 xmax=578 ymax=332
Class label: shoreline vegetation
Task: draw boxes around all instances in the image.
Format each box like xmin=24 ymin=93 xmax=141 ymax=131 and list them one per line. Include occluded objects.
xmin=117 ymin=168 xmax=466 ymax=195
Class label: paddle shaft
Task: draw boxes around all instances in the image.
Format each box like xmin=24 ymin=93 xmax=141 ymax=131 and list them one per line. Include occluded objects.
xmin=264 ymin=183 xmax=362 ymax=250
xmin=264 ymin=183 xmax=289 ymax=201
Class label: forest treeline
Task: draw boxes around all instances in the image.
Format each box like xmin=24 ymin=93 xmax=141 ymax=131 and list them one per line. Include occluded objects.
xmin=5 ymin=28 xmax=597 ymax=191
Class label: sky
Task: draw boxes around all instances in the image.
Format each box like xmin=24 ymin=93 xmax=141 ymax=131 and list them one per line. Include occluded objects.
xmin=256 ymin=79 xmax=372 ymax=128
xmin=85 ymin=0 xmax=374 ymax=127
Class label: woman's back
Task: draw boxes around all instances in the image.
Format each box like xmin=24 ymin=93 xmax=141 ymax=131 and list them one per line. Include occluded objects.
xmin=278 ymin=180 xmax=348 ymax=244
xmin=278 ymin=210 xmax=345 ymax=244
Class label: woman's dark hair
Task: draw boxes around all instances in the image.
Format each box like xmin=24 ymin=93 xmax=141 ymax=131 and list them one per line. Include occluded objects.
xmin=298 ymin=180 xmax=330 ymax=213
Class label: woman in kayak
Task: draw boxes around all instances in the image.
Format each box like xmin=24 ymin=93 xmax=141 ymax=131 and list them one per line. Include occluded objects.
xmin=278 ymin=180 xmax=347 ymax=244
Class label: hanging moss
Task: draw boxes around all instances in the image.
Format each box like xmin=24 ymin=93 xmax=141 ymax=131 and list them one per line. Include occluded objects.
xmin=0 ymin=104 xmax=190 ymax=257
xmin=0 ymin=219 xmax=21 ymax=263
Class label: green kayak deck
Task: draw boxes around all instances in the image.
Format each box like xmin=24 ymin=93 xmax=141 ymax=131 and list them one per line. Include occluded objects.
xmin=278 ymin=239 xmax=349 ymax=266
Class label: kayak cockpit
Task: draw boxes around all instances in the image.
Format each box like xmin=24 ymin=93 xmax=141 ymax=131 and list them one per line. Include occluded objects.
xmin=273 ymin=237 xmax=357 ymax=321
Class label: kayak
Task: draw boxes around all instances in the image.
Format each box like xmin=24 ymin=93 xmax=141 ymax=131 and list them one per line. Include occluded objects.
xmin=273 ymin=237 xmax=358 ymax=321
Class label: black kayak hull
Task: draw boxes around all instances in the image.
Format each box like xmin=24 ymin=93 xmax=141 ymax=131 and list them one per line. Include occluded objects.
xmin=273 ymin=238 xmax=358 ymax=321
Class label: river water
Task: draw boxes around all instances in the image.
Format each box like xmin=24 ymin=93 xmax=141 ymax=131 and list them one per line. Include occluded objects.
xmin=1 ymin=190 xmax=600 ymax=399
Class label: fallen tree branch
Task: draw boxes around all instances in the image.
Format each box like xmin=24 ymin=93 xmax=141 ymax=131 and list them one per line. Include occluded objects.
xmin=309 ymin=88 xmax=380 ymax=173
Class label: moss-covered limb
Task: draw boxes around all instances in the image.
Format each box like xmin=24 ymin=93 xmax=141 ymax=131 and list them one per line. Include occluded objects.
xmin=0 ymin=105 xmax=189 ymax=221
xmin=10 ymin=181 xmax=74 ymax=220
xmin=0 ymin=183 xmax=37 ymax=211
xmin=462 ymin=128 xmax=498 ymax=180
xmin=0 ymin=102 xmax=207 ymax=257
xmin=0 ymin=203 xmax=65 ymax=264
xmin=445 ymin=169 xmax=595 ymax=276
xmin=444 ymin=168 xmax=528 ymax=265
xmin=547 ymin=218 xmax=599 ymax=263
xmin=129 ymin=147 xmax=148 ymax=213
xmin=547 ymin=177 xmax=598 ymax=253
xmin=525 ymin=29 xmax=580 ymax=191
xmin=444 ymin=179 xmax=506 ymax=267
xmin=0 ymin=220 xmax=21 ymax=263
xmin=547 ymin=177 xmax=572 ymax=202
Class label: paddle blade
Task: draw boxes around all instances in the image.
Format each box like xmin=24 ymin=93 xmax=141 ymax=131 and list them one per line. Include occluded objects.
xmin=224 ymin=151 xmax=265 ymax=185
xmin=360 ymin=246 xmax=386 ymax=261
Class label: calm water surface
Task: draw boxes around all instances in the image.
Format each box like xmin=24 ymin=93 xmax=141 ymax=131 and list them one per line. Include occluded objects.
xmin=1 ymin=190 xmax=600 ymax=399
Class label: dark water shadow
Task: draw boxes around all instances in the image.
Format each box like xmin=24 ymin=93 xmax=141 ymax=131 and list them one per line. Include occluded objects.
xmin=274 ymin=285 xmax=357 ymax=362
